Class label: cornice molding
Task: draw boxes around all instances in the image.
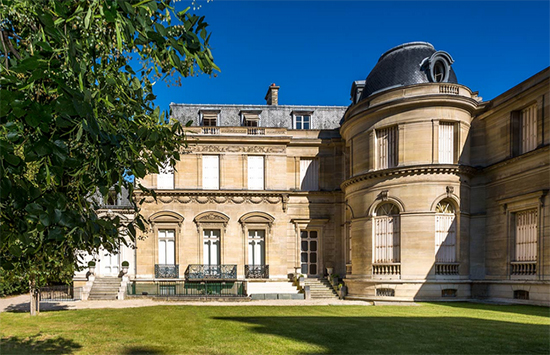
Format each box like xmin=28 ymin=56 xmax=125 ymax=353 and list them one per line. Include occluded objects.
xmin=341 ymin=165 xmax=478 ymax=189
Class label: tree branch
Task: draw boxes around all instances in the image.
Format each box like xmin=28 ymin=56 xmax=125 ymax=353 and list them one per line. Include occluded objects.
xmin=0 ymin=30 xmax=9 ymax=69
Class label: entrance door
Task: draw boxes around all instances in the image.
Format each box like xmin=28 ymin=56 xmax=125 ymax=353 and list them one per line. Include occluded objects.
xmin=102 ymin=251 xmax=120 ymax=276
xmin=300 ymin=230 xmax=318 ymax=276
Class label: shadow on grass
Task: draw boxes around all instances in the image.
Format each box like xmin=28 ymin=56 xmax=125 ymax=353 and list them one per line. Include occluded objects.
xmin=121 ymin=346 xmax=166 ymax=355
xmin=1 ymin=333 xmax=81 ymax=354
xmin=3 ymin=302 xmax=71 ymax=313
xmin=430 ymin=301 xmax=550 ymax=317
xmin=214 ymin=316 xmax=550 ymax=354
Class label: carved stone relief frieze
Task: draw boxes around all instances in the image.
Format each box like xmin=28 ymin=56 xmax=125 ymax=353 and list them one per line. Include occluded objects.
xmin=191 ymin=145 xmax=286 ymax=154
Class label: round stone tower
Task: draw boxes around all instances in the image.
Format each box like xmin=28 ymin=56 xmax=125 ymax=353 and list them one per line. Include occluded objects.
xmin=340 ymin=42 xmax=481 ymax=301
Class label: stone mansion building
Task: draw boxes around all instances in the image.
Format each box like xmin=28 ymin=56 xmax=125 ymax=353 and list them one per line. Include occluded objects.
xmin=75 ymin=42 xmax=549 ymax=305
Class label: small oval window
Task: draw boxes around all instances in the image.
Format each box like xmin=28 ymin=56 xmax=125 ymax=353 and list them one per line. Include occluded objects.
xmin=433 ymin=60 xmax=446 ymax=82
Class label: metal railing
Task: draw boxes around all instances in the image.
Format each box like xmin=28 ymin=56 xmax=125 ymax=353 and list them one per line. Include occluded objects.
xmin=155 ymin=264 xmax=179 ymax=278
xmin=245 ymin=265 xmax=269 ymax=279
xmin=511 ymin=261 xmax=536 ymax=276
xmin=127 ymin=281 xmax=246 ymax=298
xmin=184 ymin=264 xmax=237 ymax=280
xmin=435 ymin=263 xmax=459 ymax=275
xmin=39 ymin=285 xmax=80 ymax=301
xmin=372 ymin=263 xmax=401 ymax=276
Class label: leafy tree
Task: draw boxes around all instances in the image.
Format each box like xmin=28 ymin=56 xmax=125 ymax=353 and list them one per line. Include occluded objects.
xmin=0 ymin=0 xmax=218 ymax=314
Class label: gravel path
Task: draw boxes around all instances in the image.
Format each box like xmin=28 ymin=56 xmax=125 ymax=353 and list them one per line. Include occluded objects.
xmin=0 ymin=295 xmax=375 ymax=313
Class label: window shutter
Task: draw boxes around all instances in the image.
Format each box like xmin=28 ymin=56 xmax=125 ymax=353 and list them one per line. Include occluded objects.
xmin=248 ymin=156 xmax=264 ymax=190
xmin=439 ymin=122 xmax=454 ymax=164
xmin=300 ymin=158 xmax=319 ymax=191
xmin=521 ymin=104 xmax=537 ymax=154
xmin=516 ymin=210 xmax=537 ymax=261
xmin=377 ymin=126 xmax=397 ymax=169
xmin=157 ymin=163 xmax=174 ymax=189
xmin=202 ymin=156 xmax=219 ymax=190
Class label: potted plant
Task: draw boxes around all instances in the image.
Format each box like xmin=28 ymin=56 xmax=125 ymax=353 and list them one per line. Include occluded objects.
xmin=87 ymin=261 xmax=96 ymax=274
xmin=331 ymin=274 xmax=339 ymax=286
xmin=121 ymin=261 xmax=129 ymax=274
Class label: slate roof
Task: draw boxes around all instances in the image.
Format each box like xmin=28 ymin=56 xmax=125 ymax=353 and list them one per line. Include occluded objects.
xmin=360 ymin=42 xmax=458 ymax=100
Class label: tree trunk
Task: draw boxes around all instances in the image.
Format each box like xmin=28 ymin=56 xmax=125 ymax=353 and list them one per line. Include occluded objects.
xmin=29 ymin=279 xmax=39 ymax=316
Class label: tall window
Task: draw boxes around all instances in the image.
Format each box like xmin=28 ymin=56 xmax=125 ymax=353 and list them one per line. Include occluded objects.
xmin=158 ymin=230 xmax=175 ymax=265
xmin=300 ymin=158 xmax=319 ymax=191
xmin=248 ymin=156 xmax=264 ymax=190
xmin=248 ymin=230 xmax=265 ymax=266
xmin=157 ymin=162 xmax=174 ymax=189
xmin=435 ymin=201 xmax=456 ymax=262
xmin=439 ymin=122 xmax=455 ymax=164
xmin=377 ymin=126 xmax=398 ymax=169
xmin=373 ymin=203 xmax=400 ymax=263
xmin=520 ymin=104 xmax=537 ymax=154
xmin=294 ymin=115 xmax=311 ymax=129
xmin=202 ymin=155 xmax=219 ymax=190
xmin=515 ymin=209 xmax=538 ymax=262
xmin=203 ymin=229 xmax=220 ymax=266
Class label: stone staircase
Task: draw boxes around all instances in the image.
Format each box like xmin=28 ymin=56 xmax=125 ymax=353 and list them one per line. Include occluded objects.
xmin=303 ymin=278 xmax=339 ymax=299
xmin=88 ymin=277 xmax=121 ymax=300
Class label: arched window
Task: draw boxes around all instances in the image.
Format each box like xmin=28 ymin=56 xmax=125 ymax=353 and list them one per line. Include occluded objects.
xmin=373 ymin=203 xmax=400 ymax=263
xmin=435 ymin=200 xmax=456 ymax=263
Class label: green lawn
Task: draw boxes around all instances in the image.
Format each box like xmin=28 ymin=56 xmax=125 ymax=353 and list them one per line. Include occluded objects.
xmin=1 ymin=303 xmax=549 ymax=354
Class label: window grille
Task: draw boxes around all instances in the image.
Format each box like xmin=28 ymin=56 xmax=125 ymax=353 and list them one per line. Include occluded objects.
xmin=435 ymin=201 xmax=456 ymax=263
xmin=515 ymin=209 xmax=537 ymax=262
xmin=377 ymin=126 xmax=397 ymax=169
xmin=376 ymin=288 xmax=395 ymax=297
xmin=513 ymin=290 xmax=529 ymax=300
xmin=520 ymin=104 xmax=537 ymax=154
xmin=441 ymin=289 xmax=457 ymax=297
xmin=373 ymin=203 xmax=400 ymax=263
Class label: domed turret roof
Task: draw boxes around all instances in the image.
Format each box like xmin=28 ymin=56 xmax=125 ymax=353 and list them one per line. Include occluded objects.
xmin=360 ymin=42 xmax=458 ymax=100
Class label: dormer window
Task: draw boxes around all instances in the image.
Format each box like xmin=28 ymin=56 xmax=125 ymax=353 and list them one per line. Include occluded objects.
xmin=240 ymin=110 xmax=261 ymax=127
xmin=422 ymin=50 xmax=454 ymax=83
xmin=200 ymin=110 xmax=220 ymax=127
xmin=292 ymin=111 xmax=313 ymax=129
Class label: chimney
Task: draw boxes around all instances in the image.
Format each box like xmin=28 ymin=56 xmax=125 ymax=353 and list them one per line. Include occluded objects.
xmin=265 ymin=83 xmax=280 ymax=105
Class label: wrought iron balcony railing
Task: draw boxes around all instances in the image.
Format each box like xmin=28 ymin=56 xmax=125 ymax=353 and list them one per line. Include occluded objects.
xmin=155 ymin=264 xmax=179 ymax=278
xmin=184 ymin=264 xmax=237 ymax=280
xmin=245 ymin=265 xmax=269 ymax=279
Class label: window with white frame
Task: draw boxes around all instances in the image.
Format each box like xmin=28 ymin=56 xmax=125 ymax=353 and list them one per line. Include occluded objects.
xmin=157 ymin=162 xmax=174 ymax=189
xmin=439 ymin=122 xmax=455 ymax=164
xmin=300 ymin=158 xmax=319 ymax=191
xmin=200 ymin=111 xmax=219 ymax=126
xmin=158 ymin=229 xmax=175 ymax=265
xmin=248 ymin=156 xmax=264 ymax=190
xmin=435 ymin=200 xmax=457 ymax=262
xmin=294 ymin=114 xmax=311 ymax=129
xmin=248 ymin=230 xmax=265 ymax=266
xmin=376 ymin=126 xmax=398 ymax=169
xmin=515 ymin=209 xmax=538 ymax=262
xmin=242 ymin=112 xmax=260 ymax=127
xmin=202 ymin=155 xmax=219 ymax=190
xmin=520 ymin=104 xmax=537 ymax=154
xmin=203 ymin=229 xmax=221 ymax=266
xmin=373 ymin=203 xmax=400 ymax=263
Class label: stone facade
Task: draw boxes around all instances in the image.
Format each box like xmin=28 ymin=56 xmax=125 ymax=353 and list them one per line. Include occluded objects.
xmin=79 ymin=42 xmax=549 ymax=305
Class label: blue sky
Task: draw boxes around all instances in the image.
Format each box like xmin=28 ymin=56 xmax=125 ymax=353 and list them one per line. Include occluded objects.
xmin=152 ymin=0 xmax=549 ymax=110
